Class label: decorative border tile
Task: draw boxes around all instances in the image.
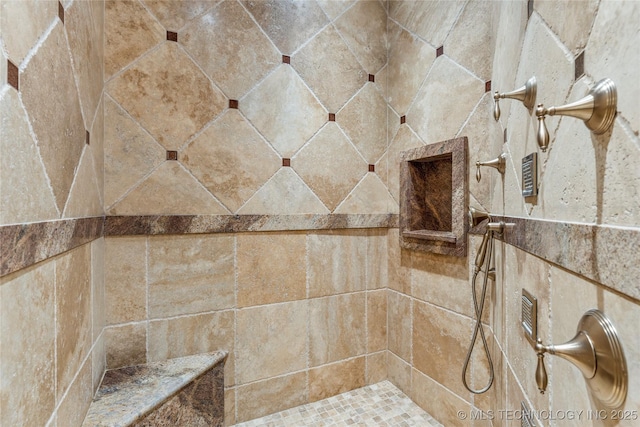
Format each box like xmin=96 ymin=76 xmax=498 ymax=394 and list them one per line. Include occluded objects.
xmin=0 ymin=217 xmax=104 ymax=277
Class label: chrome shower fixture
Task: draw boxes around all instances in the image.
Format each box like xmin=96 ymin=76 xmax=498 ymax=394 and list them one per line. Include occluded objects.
xmin=535 ymin=78 xmax=617 ymax=152
xmin=468 ymin=207 xmax=491 ymax=227
xmin=493 ymin=76 xmax=537 ymax=121
xmin=476 ymin=153 xmax=507 ymax=182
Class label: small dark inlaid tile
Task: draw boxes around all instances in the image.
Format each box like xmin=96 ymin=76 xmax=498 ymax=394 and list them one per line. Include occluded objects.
xmin=86 ymin=130 xmax=90 ymax=145
xmin=528 ymin=0 xmax=534 ymax=18
xmin=167 ymin=31 xmax=178 ymax=42
xmin=58 ymin=1 xmax=64 ymax=24
xmin=485 ymin=80 xmax=491 ymax=92
xmin=436 ymin=46 xmax=444 ymax=57
xmin=166 ymin=151 xmax=178 ymax=161
xmin=329 ymin=113 xmax=336 ymax=122
xmin=282 ymin=158 xmax=291 ymax=167
xmin=368 ymin=74 xmax=375 ymax=83
xmin=575 ymin=51 xmax=585 ymax=80
xmin=229 ymin=99 xmax=239 ymax=109
xmin=282 ymin=55 xmax=291 ymax=64
xmin=504 ymin=128 xmax=508 ymax=144
xmin=369 ymin=164 xmax=375 ymax=172
xmin=7 ymin=60 xmax=19 ymax=91
xmin=400 ymin=115 xmax=406 ymax=124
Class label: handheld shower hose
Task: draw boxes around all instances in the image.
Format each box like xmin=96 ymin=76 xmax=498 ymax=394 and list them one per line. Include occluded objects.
xmin=461 ymin=221 xmax=495 ymax=394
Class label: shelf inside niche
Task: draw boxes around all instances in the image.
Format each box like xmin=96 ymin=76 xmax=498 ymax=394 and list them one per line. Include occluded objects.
xmin=399 ymin=136 xmax=468 ymax=257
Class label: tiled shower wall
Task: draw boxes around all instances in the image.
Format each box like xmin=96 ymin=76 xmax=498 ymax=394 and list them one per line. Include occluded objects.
xmin=385 ymin=1 xmax=640 ymax=426
xmin=0 ymin=1 xmax=105 ymax=426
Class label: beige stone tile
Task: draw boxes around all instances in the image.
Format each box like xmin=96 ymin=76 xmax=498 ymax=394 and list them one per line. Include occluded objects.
xmin=407 ymin=57 xmax=485 ymax=146
xmin=63 ymin=148 xmax=103 ymax=218
xmin=181 ymin=110 xmax=280 ymax=212
xmin=390 ymin=0 xmax=465 ymax=48
xmin=387 ymin=290 xmax=411 ymax=362
xmin=66 ymin=0 xmax=104 ymax=129
xmin=236 ymin=372 xmax=307 ymax=423
xmin=0 ymin=0 xmax=57 ymax=65
xmin=411 ymin=250 xmax=471 ymax=317
xmin=386 ymin=126 xmax=424 ymax=202
xmin=334 ymin=0 xmax=387 ymax=74
xmin=105 ymin=237 xmax=147 ymax=325
xmin=92 ymin=334 xmax=106 ymax=394
xmin=413 ymin=299 xmax=473 ymax=401
xmin=56 ymin=244 xmax=92 ymax=400
xmin=366 ymin=351 xmax=387 ymax=385
xmin=387 ymin=229 xmax=411 ymax=294
xmin=148 ymin=311 xmax=235 ymax=384
xmin=237 ymin=168 xmax=330 ymax=214
xmin=242 ymin=0 xmax=328 ymax=55
xmin=293 ymin=123 xmax=367 ymax=211
xmin=104 ymin=96 xmax=165 ymax=209
xmin=292 ymin=25 xmax=366 ymax=112
xmin=104 ymin=0 xmax=164 ymax=80
xmin=56 ymin=357 xmax=92 ymax=427
xmin=386 ymin=21 xmax=435 ymax=115
xmin=535 ymin=0 xmax=598 ymax=53
xmin=307 ymin=230 xmax=367 ymax=298
xmin=387 ymin=103 xmax=401 ymax=148
xmin=367 ymin=289 xmax=387 ymax=353
xmin=104 ymin=323 xmax=147 ymax=369
xmin=107 ymin=42 xmax=226 ymax=150
xmin=148 ymin=234 xmax=234 ymax=317
xmin=316 ymin=0 xmax=355 ymax=20
xmin=109 ymin=161 xmax=229 ymax=215
xmin=309 ymin=356 xmax=365 ymax=403
xmin=411 ymin=368 xmax=473 ymax=427
xmin=236 ymin=301 xmax=307 ymax=384
xmin=0 ymin=262 xmax=55 ymax=427
xmin=141 ymin=0 xmax=219 ymax=31
xmin=237 ymin=232 xmax=306 ymax=307
xmin=387 ymin=351 xmax=411 ymax=395
xmin=309 ymin=293 xmax=366 ymax=367
xmin=181 ymin=0 xmax=280 ymax=99
xmin=338 ymin=84 xmax=387 ymax=164
xmin=90 ymin=96 xmax=105 ymax=204
xmin=240 ymin=65 xmax=327 ymax=158
xmin=0 ymin=48 xmax=6 ymax=87
xmin=91 ymin=237 xmax=106 ymax=341
xmin=21 ymin=22 xmax=86 ymax=213
xmin=224 ymin=388 xmax=236 ymax=427
xmin=366 ymin=229 xmax=388 ymax=291
xmin=0 ymin=88 xmax=58 ymax=225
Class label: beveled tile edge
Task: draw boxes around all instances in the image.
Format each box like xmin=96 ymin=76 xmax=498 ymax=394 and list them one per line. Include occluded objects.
xmin=1 ymin=217 xmax=104 ymax=277
xmin=105 ymin=214 xmax=400 ymax=236
xmin=470 ymin=216 xmax=640 ymax=302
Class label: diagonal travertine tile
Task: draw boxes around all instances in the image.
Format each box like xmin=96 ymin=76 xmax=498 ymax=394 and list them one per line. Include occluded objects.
xmin=293 ymin=25 xmax=366 ymax=112
xmin=89 ymin=98 xmax=105 ymax=204
xmin=316 ymin=0 xmax=356 ymax=21
xmin=20 ymin=22 xmax=86 ymax=213
xmin=0 ymin=89 xmax=58 ymax=225
xmin=386 ymin=126 xmax=424 ymax=202
xmin=107 ymin=42 xmax=226 ymax=151
xmin=0 ymin=0 xmax=57 ymax=65
xmin=335 ymin=173 xmax=398 ymax=214
xmin=242 ymin=0 xmax=328 ymax=55
xmin=293 ymin=123 xmax=367 ymax=211
xmin=63 ymin=149 xmax=103 ymax=218
xmin=109 ymin=162 xmax=229 ymax=215
xmin=141 ymin=0 xmax=219 ymax=32
xmin=181 ymin=0 xmax=280 ymax=99
xmin=104 ymin=96 xmax=165 ymax=209
xmin=241 ymin=65 xmax=327 ymax=158
xmin=104 ymin=0 xmax=164 ymax=81
xmin=334 ymin=0 xmax=387 ymax=74
xmin=238 ymin=168 xmax=329 ymax=214
xmin=181 ymin=110 xmax=281 ymax=213
xmin=389 ymin=0 xmax=466 ymax=48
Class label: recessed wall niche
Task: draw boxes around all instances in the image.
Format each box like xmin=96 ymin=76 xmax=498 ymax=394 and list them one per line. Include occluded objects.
xmin=399 ymin=136 xmax=468 ymax=256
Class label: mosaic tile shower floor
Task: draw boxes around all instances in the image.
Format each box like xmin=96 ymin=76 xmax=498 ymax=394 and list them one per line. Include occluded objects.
xmin=233 ymin=380 xmax=443 ymax=426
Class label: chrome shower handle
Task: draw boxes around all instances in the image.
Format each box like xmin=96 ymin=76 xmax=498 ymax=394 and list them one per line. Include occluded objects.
xmin=475 ymin=153 xmax=507 ymax=182
xmin=535 ymin=345 xmax=548 ymax=394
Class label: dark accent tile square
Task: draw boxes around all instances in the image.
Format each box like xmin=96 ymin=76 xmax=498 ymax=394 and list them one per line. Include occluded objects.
xmin=368 ymin=74 xmax=375 ymax=83
xmin=86 ymin=130 xmax=90 ymax=145
xmin=369 ymin=164 xmax=375 ymax=172
xmin=282 ymin=55 xmax=291 ymax=64
xmin=504 ymin=128 xmax=508 ymax=144
xmin=166 ymin=151 xmax=178 ymax=161
xmin=575 ymin=51 xmax=585 ymax=80
xmin=7 ymin=60 xmax=19 ymax=91
xmin=229 ymin=99 xmax=239 ymax=109
xmin=400 ymin=115 xmax=406 ymax=124
xmin=58 ymin=1 xmax=64 ymax=24
xmin=436 ymin=46 xmax=444 ymax=57
xmin=167 ymin=31 xmax=178 ymax=42
xmin=328 ymin=113 xmax=336 ymax=122
xmin=528 ymin=0 xmax=534 ymax=18
xmin=282 ymin=158 xmax=291 ymax=167
xmin=485 ymin=81 xmax=491 ymax=92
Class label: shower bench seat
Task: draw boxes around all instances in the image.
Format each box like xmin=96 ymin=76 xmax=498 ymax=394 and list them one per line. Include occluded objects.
xmin=82 ymin=351 xmax=227 ymax=427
